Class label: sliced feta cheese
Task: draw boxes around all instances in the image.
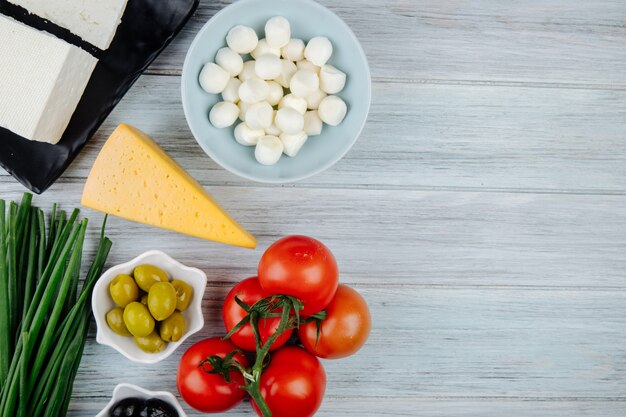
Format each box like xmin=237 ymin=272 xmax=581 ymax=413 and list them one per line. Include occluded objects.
xmin=10 ymin=0 xmax=129 ymax=50
xmin=0 ymin=15 xmax=97 ymax=144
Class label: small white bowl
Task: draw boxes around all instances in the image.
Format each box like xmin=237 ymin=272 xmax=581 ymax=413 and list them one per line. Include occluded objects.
xmin=95 ymin=383 xmax=187 ymax=417
xmin=92 ymin=250 xmax=206 ymax=364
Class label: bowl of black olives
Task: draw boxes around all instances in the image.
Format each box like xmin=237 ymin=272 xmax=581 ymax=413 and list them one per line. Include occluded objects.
xmin=96 ymin=383 xmax=187 ymax=417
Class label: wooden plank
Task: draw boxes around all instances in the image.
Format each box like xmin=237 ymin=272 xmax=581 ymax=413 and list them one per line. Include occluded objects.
xmin=7 ymin=75 xmax=624 ymax=193
xmin=148 ymin=0 xmax=626 ymax=86
xmin=0 ymin=184 xmax=624 ymax=289
xmin=68 ymin=286 xmax=626 ymax=415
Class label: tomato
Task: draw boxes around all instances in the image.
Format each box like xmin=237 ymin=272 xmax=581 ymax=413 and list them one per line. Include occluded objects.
xmin=251 ymin=346 xmax=326 ymax=417
xmin=176 ymin=337 xmax=248 ymax=413
xmin=298 ymin=284 xmax=371 ymax=359
xmin=222 ymin=277 xmax=293 ymax=352
xmin=258 ymin=235 xmax=338 ymax=316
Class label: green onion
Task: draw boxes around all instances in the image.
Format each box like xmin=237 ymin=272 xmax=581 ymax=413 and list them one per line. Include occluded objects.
xmin=0 ymin=193 xmax=112 ymax=417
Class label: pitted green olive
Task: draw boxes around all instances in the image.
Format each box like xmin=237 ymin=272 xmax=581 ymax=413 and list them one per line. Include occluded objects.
xmin=160 ymin=312 xmax=185 ymax=342
xmin=106 ymin=307 xmax=132 ymax=336
xmin=109 ymin=274 xmax=139 ymax=308
xmin=148 ymin=282 xmax=177 ymax=321
xmin=123 ymin=302 xmax=155 ymax=337
xmin=133 ymin=265 xmax=168 ymax=292
xmin=134 ymin=331 xmax=166 ymax=353
xmin=171 ymin=279 xmax=193 ymax=311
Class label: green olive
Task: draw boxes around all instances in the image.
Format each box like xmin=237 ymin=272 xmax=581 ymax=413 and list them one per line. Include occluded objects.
xmin=134 ymin=331 xmax=167 ymax=353
xmin=148 ymin=282 xmax=177 ymax=321
xmin=171 ymin=279 xmax=193 ymax=311
xmin=123 ymin=302 xmax=155 ymax=337
xmin=133 ymin=265 xmax=168 ymax=292
xmin=106 ymin=307 xmax=131 ymax=336
xmin=160 ymin=312 xmax=186 ymax=342
xmin=140 ymin=293 xmax=148 ymax=305
xmin=109 ymin=274 xmax=139 ymax=308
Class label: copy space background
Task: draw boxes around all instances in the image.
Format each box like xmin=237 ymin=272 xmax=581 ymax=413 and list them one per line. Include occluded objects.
xmin=1 ymin=0 xmax=625 ymax=415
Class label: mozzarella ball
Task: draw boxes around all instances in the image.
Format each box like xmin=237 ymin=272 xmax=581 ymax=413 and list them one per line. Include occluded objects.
xmin=239 ymin=78 xmax=270 ymax=103
xmin=251 ymin=39 xmax=281 ymax=59
xmin=215 ymin=47 xmax=244 ymax=76
xmin=304 ymin=36 xmax=333 ymax=66
xmin=297 ymin=59 xmax=320 ymax=73
xmin=199 ymin=62 xmax=230 ymax=94
xmin=280 ymin=132 xmax=308 ymax=157
xmin=238 ymin=101 xmax=251 ymax=121
xmin=289 ymin=69 xmax=319 ymax=98
xmin=226 ymin=25 xmax=258 ymax=54
xmin=238 ymin=60 xmax=257 ymax=81
xmin=245 ymin=101 xmax=274 ymax=129
xmin=275 ymin=107 xmax=304 ymax=134
xmin=234 ymin=122 xmax=265 ymax=146
xmin=209 ymin=101 xmax=239 ymax=128
xmin=222 ymin=78 xmax=242 ymax=103
xmin=281 ymin=38 xmax=305 ymax=61
xmin=266 ymin=81 xmax=284 ymax=106
xmin=255 ymin=135 xmax=284 ymax=165
xmin=279 ymin=94 xmax=307 ymax=114
xmin=265 ymin=120 xmax=282 ymax=136
xmin=318 ymin=95 xmax=347 ymax=126
xmin=320 ymin=65 xmax=346 ymax=94
xmin=265 ymin=16 xmax=291 ymax=48
xmin=255 ymin=54 xmax=282 ymax=80
xmin=275 ymin=59 xmax=297 ymax=88
xmin=303 ymin=111 xmax=323 ymax=136
xmin=305 ymin=89 xmax=327 ymax=110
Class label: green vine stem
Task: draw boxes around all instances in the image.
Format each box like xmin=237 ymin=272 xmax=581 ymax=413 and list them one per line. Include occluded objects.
xmin=201 ymin=295 xmax=313 ymax=417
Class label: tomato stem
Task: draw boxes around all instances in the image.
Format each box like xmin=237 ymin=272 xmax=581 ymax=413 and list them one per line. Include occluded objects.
xmin=205 ymin=295 xmax=306 ymax=417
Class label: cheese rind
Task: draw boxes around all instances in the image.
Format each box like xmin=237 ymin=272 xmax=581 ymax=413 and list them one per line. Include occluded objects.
xmin=0 ymin=15 xmax=97 ymax=144
xmin=9 ymin=0 xmax=129 ymax=50
xmin=81 ymin=124 xmax=257 ymax=249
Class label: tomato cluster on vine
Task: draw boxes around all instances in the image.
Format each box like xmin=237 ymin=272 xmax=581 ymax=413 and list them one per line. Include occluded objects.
xmin=176 ymin=235 xmax=371 ymax=417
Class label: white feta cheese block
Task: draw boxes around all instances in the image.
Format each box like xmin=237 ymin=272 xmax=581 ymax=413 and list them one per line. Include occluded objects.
xmin=0 ymin=15 xmax=98 ymax=144
xmin=9 ymin=0 xmax=129 ymax=50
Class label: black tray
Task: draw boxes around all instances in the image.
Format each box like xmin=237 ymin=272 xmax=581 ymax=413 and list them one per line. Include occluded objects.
xmin=0 ymin=0 xmax=199 ymax=193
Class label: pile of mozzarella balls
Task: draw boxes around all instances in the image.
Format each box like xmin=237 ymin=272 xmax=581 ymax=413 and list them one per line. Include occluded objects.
xmin=199 ymin=16 xmax=348 ymax=165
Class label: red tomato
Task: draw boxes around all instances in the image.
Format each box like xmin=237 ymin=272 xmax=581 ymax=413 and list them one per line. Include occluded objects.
xmin=251 ymin=346 xmax=326 ymax=417
xmin=258 ymin=235 xmax=339 ymax=316
xmin=298 ymin=284 xmax=371 ymax=359
xmin=222 ymin=276 xmax=293 ymax=352
xmin=176 ymin=337 xmax=248 ymax=413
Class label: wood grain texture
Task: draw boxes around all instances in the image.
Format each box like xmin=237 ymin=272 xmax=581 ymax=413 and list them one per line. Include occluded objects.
xmin=1 ymin=0 xmax=625 ymax=416
xmin=149 ymin=0 xmax=626 ymax=86
xmin=19 ymin=74 xmax=626 ymax=193
xmin=67 ymin=286 xmax=626 ymax=416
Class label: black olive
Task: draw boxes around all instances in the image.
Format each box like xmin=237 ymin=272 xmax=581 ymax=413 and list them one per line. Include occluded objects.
xmin=109 ymin=397 xmax=145 ymax=417
xmin=140 ymin=398 xmax=179 ymax=417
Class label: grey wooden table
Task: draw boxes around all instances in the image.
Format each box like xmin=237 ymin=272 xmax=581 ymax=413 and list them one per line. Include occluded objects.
xmin=2 ymin=0 xmax=626 ymax=416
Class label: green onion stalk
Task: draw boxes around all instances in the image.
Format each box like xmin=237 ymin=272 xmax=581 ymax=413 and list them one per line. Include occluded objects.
xmin=0 ymin=193 xmax=112 ymax=417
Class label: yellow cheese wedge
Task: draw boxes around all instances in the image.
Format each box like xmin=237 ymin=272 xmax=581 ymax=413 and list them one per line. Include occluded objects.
xmin=82 ymin=124 xmax=257 ymax=249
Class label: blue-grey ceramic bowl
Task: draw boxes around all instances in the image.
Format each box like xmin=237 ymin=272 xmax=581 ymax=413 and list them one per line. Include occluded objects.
xmin=181 ymin=0 xmax=371 ymax=183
